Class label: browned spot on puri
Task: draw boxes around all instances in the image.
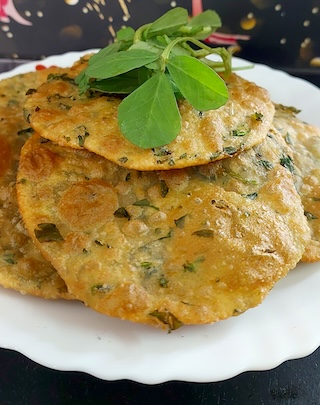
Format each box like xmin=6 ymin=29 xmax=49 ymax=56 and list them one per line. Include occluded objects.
xmin=58 ymin=179 xmax=119 ymax=231
xmin=20 ymin=146 xmax=58 ymax=182
xmin=0 ymin=136 xmax=12 ymax=176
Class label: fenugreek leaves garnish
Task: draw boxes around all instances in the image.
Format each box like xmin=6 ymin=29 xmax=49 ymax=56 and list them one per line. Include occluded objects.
xmin=75 ymin=7 xmax=231 ymax=149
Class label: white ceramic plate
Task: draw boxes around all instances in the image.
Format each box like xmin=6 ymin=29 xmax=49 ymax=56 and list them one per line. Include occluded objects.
xmin=1 ymin=51 xmax=320 ymax=384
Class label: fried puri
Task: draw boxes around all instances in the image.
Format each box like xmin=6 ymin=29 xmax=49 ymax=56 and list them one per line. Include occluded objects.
xmin=274 ymin=104 xmax=320 ymax=262
xmin=24 ymin=62 xmax=275 ymax=171
xmin=16 ymin=130 xmax=309 ymax=329
xmin=0 ymin=70 xmax=73 ymax=299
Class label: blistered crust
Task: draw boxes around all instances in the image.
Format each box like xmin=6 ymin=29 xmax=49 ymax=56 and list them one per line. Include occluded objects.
xmin=24 ymin=60 xmax=275 ymax=170
xmin=0 ymin=70 xmax=74 ymax=299
xmin=274 ymin=104 xmax=320 ymax=262
xmin=17 ymin=132 xmax=309 ymax=329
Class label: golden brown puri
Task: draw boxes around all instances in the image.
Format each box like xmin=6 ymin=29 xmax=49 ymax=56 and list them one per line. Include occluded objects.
xmin=273 ymin=104 xmax=320 ymax=262
xmin=16 ymin=131 xmax=309 ymax=330
xmin=24 ymin=65 xmax=275 ymax=171
xmin=0 ymin=70 xmax=74 ymax=299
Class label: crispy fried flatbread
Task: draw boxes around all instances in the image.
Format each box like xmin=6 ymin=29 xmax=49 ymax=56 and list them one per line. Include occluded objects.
xmin=0 ymin=70 xmax=73 ymax=299
xmin=24 ymin=64 xmax=275 ymax=171
xmin=16 ymin=130 xmax=309 ymax=329
xmin=274 ymin=104 xmax=320 ymax=262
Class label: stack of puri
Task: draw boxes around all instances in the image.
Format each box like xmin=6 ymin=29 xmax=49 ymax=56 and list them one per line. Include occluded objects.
xmin=2 ymin=54 xmax=319 ymax=330
xmin=0 ymin=67 xmax=73 ymax=299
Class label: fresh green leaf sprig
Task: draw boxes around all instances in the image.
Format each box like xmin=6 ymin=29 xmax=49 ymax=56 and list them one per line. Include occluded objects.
xmin=75 ymin=7 xmax=232 ymax=149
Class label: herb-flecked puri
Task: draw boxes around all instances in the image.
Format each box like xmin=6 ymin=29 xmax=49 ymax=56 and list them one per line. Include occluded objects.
xmin=273 ymin=104 xmax=320 ymax=262
xmin=0 ymin=70 xmax=73 ymax=299
xmin=24 ymin=56 xmax=275 ymax=171
xmin=16 ymin=131 xmax=310 ymax=329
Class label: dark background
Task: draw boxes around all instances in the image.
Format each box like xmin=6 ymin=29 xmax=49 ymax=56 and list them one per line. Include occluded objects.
xmin=1 ymin=0 xmax=320 ymax=70
xmin=0 ymin=346 xmax=320 ymax=404
xmin=1 ymin=0 xmax=319 ymax=84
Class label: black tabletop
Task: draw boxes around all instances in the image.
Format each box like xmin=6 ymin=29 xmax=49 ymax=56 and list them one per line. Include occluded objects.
xmin=0 ymin=346 xmax=319 ymax=404
xmin=0 ymin=60 xmax=320 ymax=405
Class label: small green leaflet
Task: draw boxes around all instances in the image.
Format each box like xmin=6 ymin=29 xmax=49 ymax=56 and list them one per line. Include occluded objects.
xmin=88 ymin=75 xmax=140 ymax=94
xmin=118 ymin=73 xmax=181 ymax=148
xmin=187 ymin=10 xmax=221 ymax=39
xmin=75 ymin=42 xmax=122 ymax=91
xmin=167 ymin=55 xmax=228 ymax=111
xmin=88 ymin=67 xmax=151 ymax=94
xmin=89 ymin=42 xmax=121 ymax=65
xmin=146 ymin=7 xmax=188 ymax=38
xmin=188 ymin=10 xmax=221 ymax=29
xmin=84 ymin=49 xmax=159 ymax=80
xmin=116 ymin=26 xmax=135 ymax=42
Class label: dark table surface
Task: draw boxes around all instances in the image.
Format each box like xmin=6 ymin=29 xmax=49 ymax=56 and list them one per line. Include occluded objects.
xmin=1 ymin=59 xmax=320 ymax=405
